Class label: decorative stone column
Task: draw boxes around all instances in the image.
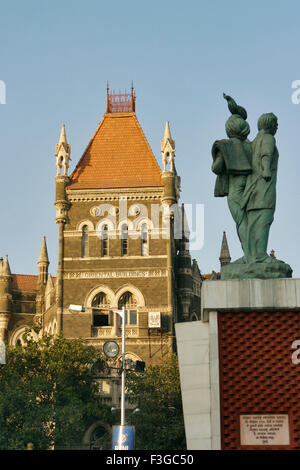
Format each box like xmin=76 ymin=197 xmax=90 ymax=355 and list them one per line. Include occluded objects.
xmin=0 ymin=313 xmax=10 ymax=341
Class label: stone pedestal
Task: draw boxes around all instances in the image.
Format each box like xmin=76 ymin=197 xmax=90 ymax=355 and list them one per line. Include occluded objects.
xmin=175 ymin=278 xmax=300 ymax=450
xmin=175 ymin=316 xmax=220 ymax=450
xmin=221 ymin=258 xmax=292 ymax=280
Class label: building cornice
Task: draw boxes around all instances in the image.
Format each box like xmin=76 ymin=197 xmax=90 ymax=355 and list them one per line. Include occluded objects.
xmin=66 ymin=187 xmax=164 ymax=202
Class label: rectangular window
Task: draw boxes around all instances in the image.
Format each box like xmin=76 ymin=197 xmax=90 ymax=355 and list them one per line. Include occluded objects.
xmin=121 ymin=225 xmax=128 ymax=256
xmin=125 ymin=309 xmax=137 ymax=325
xmin=100 ymin=380 xmax=111 ymax=395
xmin=117 ymin=310 xmax=138 ymax=326
xmin=81 ymin=227 xmax=88 ymax=258
xmin=129 ymin=310 xmax=137 ymax=325
xmin=121 ymin=238 xmax=128 ymax=256
xmin=102 ymin=238 xmax=108 ymax=257
xmin=141 ymin=238 xmax=148 ymax=256
xmin=93 ymin=313 xmax=109 ymax=327
xmin=101 ymin=226 xmax=109 ymax=257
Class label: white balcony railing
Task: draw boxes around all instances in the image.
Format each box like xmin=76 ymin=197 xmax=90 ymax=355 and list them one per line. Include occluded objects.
xmin=91 ymin=326 xmax=139 ymax=338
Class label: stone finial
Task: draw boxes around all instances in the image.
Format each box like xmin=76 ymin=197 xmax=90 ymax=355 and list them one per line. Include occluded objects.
xmin=219 ymin=231 xmax=231 ymax=267
xmin=161 ymin=121 xmax=175 ymax=172
xmin=38 ymin=236 xmax=49 ymax=265
xmin=55 ymin=124 xmax=71 ymax=176
xmin=192 ymin=259 xmax=201 ymax=277
xmin=2 ymin=255 xmax=11 ymax=276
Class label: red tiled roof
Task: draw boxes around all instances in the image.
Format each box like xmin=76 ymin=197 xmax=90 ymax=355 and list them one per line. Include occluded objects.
xmin=12 ymin=274 xmax=38 ymax=291
xmin=67 ymin=112 xmax=164 ymax=190
xmin=202 ymin=272 xmax=220 ymax=279
xmin=11 ymin=274 xmax=56 ymax=291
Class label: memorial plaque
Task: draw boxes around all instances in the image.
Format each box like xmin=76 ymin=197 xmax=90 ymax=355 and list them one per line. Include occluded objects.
xmin=148 ymin=311 xmax=161 ymax=328
xmin=240 ymin=414 xmax=290 ymax=446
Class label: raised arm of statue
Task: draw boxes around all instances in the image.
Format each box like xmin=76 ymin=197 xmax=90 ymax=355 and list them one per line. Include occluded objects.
xmin=223 ymin=93 xmax=248 ymax=121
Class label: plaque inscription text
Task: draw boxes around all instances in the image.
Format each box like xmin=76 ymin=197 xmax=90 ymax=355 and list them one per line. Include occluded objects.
xmin=240 ymin=414 xmax=290 ymax=446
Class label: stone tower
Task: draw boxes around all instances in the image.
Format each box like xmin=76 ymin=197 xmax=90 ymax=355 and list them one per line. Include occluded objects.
xmin=0 ymin=256 xmax=12 ymax=341
xmin=41 ymin=87 xmax=201 ymax=370
xmin=54 ymin=124 xmax=71 ymax=334
xmin=36 ymin=236 xmax=49 ymax=317
xmin=0 ymin=87 xmax=202 ymax=414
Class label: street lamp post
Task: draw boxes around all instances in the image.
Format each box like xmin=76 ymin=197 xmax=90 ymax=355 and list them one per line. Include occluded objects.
xmin=69 ymin=304 xmax=127 ymax=425
xmin=69 ymin=304 xmax=138 ymax=450
xmin=118 ymin=306 xmax=126 ymax=426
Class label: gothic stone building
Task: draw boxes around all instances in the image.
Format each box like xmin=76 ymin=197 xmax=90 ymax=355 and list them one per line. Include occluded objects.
xmin=0 ymin=88 xmax=202 ymax=407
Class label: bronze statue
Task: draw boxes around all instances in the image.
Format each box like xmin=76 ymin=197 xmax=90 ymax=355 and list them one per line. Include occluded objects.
xmin=211 ymin=94 xmax=292 ymax=279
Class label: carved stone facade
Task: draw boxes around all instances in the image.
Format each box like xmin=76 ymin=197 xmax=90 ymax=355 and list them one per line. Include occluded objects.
xmin=1 ymin=90 xmax=202 ymax=411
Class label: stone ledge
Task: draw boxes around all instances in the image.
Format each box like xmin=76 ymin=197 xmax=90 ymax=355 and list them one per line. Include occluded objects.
xmin=201 ymin=278 xmax=300 ymax=321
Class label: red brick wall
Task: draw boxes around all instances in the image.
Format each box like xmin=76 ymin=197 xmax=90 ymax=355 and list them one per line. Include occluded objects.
xmin=218 ymin=311 xmax=300 ymax=450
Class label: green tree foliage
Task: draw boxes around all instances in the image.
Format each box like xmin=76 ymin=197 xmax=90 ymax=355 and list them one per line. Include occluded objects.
xmin=0 ymin=329 xmax=112 ymax=450
xmin=126 ymin=354 xmax=186 ymax=450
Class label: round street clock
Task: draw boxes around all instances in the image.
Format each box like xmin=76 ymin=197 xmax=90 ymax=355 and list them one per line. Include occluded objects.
xmin=103 ymin=341 xmax=119 ymax=358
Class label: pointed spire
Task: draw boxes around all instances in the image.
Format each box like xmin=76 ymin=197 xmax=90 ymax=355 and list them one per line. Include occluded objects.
xmin=0 ymin=258 xmax=3 ymax=276
xmin=164 ymin=121 xmax=172 ymax=140
xmin=219 ymin=231 xmax=231 ymax=267
xmin=38 ymin=237 xmax=49 ymax=286
xmin=192 ymin=259 xmax=201 ymax=277
xmin=38 ymin=236 xmax=49 ymax=265
xmin=181 ymin=203 xmax=190 ymax=248
xmin=46 ymin=273 xmax=54 ymax=292
xmin=161 ymin=121 xmax=176 ymax=172
xmin=2 ymin=255 xmax=11 ymax=276
xmin=55 ymin=124 xmax=71 ymax=176
xmin=59 ymin=123 xmax=67 ymax=144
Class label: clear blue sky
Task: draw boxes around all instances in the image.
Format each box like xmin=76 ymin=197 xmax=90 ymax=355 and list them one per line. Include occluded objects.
xmin=0 ymin=0 xmax=299 ymax=277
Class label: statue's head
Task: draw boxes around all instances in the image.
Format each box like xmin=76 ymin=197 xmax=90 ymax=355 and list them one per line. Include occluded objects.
xmin=225 ymin=115 xmax=250 ymax=141
xmin=257 ymin=112 xmax=278 ymax=135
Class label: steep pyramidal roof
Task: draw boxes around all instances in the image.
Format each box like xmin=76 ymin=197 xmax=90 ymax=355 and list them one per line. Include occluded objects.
xmin=67 ymin=112 xmax=163 ymax=190
xmin=219 ymin=231 xmax=231 ymax=267
xmin=38 ymin=236 xmax=49 ymax=264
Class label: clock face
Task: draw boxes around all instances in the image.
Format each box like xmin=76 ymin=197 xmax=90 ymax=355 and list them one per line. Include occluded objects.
xmin=103 ymin=341 xmax=119 ymax=358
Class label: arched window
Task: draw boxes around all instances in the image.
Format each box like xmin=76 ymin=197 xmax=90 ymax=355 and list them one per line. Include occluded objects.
xmin=81 ymin=225 xmax=88 ymax=258
xmin=101 ymin=225 xmax=109 ymax=257
xmin=121 ymin=224 xmax=128 ymax=256
xmin=141 ymin=223 xmax=148 ymax=256
xmin=118 ymin=291 xmax=137 ymax=326
xmin=89 ymin=424 xmax=111 ymax=450
xmin=92 ymin=292 xmax=111 ymax=327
